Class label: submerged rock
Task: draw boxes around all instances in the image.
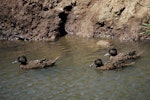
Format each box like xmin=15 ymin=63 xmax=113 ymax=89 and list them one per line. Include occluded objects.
xmin=96 ymin=40 xmax=112 ymax=48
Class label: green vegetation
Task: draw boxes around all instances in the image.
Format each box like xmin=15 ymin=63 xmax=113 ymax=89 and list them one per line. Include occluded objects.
xmin=141 ymin=5 xmax=150 ymax=35
xmin=142 ymin=23 xmax=150 ymax=35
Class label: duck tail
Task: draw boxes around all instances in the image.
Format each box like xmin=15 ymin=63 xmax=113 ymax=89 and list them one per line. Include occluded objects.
xmin=137 ymin=50 xmax=144 ymax=57
xmin=52 ymin=56 xmax=60 ymax=63
xmin=132 ymin=50 xmax=144 ymax=59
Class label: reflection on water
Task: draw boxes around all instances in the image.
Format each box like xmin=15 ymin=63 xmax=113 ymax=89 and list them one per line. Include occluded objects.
xmin=0 ymin=36 xmax=150 ymax=100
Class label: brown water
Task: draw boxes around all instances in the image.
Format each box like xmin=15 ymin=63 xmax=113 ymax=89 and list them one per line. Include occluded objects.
xmin=0 ymin=36 xmax=150 ymax=100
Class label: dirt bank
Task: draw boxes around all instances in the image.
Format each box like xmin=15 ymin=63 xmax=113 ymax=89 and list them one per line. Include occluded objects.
xmin=0 ymin=0 xmax=150 ymax=42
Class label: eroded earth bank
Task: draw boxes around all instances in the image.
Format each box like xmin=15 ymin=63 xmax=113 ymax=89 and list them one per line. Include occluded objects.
xmin=0 ymin=0 xmax=150 ymax=42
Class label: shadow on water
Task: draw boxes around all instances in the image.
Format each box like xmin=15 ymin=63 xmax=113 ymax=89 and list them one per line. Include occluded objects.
xmin=0 ymin=37 xmax=150 ymax=100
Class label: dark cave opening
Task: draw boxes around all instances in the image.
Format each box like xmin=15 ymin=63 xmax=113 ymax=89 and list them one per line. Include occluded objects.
xmin=58 ymin=12 xmax=68 ymax=37
xmin=57 ymin=4 xmax=75 ymax=37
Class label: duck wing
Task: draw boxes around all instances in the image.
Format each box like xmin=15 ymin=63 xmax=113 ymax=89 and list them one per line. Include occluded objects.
xmin=43 ymin=56 xmax=60 ymax=67
xmin=29 ymin=60 xmax=46 ymax=69
xmin=110 ymin=53 xmax=126 ymax=62
xmin=113 ymin=60 xmax=135 ymax=68
xmin=97 ymin=62 xmax=115 ymax=70
xmin=20 ymin=60 xmax=46 ymax=69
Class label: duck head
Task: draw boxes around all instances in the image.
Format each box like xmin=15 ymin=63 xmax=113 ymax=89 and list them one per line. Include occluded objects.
xmin=94 ymin=58 xmax=104 ymax=68
xmin=104 ymin=48 xmax=118 ymax=57
xmin=12 ymin=56 xmax=27 ymax=65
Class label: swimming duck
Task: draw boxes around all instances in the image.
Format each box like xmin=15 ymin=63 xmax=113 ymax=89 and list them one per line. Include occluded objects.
xmin=92 ymin=58 xmax=135 ymax=70
xmin=104 ymin=48 xmax=143 ymax=62
xmin=12 ymin=56 xmax=59 ymax=69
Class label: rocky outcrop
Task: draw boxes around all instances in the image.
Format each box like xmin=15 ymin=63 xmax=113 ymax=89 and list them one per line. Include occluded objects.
xmin=0 ymin=0 xmax=150 ymax=41
xmin=66 ymin=0 xmax=150 ymax=41
xmin=0 ymin=0 xmax=73 ymax=41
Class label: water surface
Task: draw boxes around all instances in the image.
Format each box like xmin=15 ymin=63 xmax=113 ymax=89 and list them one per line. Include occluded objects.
xmin=0 ymin=36 xmax=150 ymax=100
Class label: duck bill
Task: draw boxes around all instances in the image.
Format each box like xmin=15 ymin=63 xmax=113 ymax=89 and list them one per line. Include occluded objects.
xmin=104 ymin=53 xmax=110 ymax=56
xmin=89 ymin=63 xmax=96 ymax=67
xmin=12 ymin=60 xmax=18 ymax=64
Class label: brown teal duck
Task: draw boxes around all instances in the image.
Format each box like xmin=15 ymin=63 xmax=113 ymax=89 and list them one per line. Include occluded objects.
xmin=12 ymin=56 xmax=59 ymax=69
xmin=91 ymin=58 xmax=135 ymax=70
xmin=104 ymin=48 xmax=143 ymax=62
